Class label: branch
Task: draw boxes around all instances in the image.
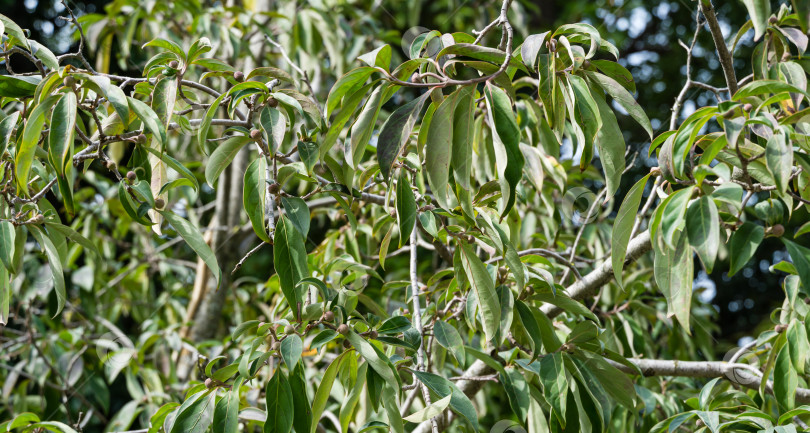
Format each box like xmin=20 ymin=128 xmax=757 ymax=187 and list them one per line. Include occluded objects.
xmin=700 ymin=0 xmax=738 ymax=95
xmin=607 ymin=358 xmax=810 ymax=404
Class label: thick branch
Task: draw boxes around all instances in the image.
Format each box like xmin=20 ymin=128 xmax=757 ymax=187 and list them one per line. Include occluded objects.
xmin=607 ymin=358 xmax=810 ymax=404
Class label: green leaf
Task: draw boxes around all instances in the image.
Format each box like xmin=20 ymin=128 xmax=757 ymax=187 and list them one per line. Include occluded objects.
xmin=0 ymin=14 xmax=30 ymax=49
xmin=729 ymin=222 xmax=764 ymax=277
xmin=213 ymin=382 xmax=241 ymax=433
xmin=515 ymin=300 xmax=544 ymax=360
xmin=741 ymin=0 xmax=771 ymax=40
xmin=273 ymin=216 xmax=308 ymax=316
xmin=280 ymin=196 xmax=310 ymax=239
xmin=170 ymin=390 xmax=215 ymax=433
xmin=611 ymin=174 xmax=650 ymax=288
xmin=451 ymin=86 xmax=476 ymax=189
xmin=774 ymin=343 xmax=798 ymax=411
xmin=346 ymin=331 xmax=401 ymax=392
xmin=660 ymin=187 xmax=694 ymax=249
xmin=484 ymin=83 xmax=524 ymax=218
xmin=260 ymin=107 xmax=286 ymax=152
xmin=205 ymin=136 xmax=252 ymax=187
xmin=733 ymin=80 xmax=810 ymax=101
xmin=358 ymin=45 xmax=392 ymax=69
xmin=568 ymin=74 xmax=602 ymax=170
xmin=765 ymin=132 xmax=792 ymax=195
xmin=588 ymin=71 xmax=653 ymax=139
xmin=80 ymin=75 xmax=129 ymax=124
xmin=0 ymin=112 xmax=19 ymax=157
xmin=433 ymin=321 xmax=465 ymax=367
xmin=425 ymin=89 xmax=458 ymax=208
xmin=686 ymin=196 xmax=720 ymax=273
xmin=436 ymin=43 xmax=526 ymax=72
xmin=396 ymin=170 xmax=417 ymax=248
xmin=592 ymin=92 xmax=627 ymax=200
xmin=458 ymin=241 xmax=500 ymax=341
xmin=0 ymin=75 xmax=39 ymax=98
xmin=326 ymin=67 xmax=377 ymax=117
xmin=310 ymin=352 xmax=350 ymax=433
xmin=140 ymin=145 xmax=199 ymax=192
xmin=158 ymin=210 xmax=221 ymax=288
xmin=48 ymin=92 xmax=77 ymax=215
xmin=29 ymin=226 xmax=66 ymax=317
xmin=653 ymin=230 xmax=693 ymax=332
xmin=280 ymin=334 xmax=303 ymax=368
xmin=289 ymin=364 xmax=312 ymax=433
xmin=0 ymin=265 xmax=8 ymax=325
xmin=16 ymin=94 xmax=60 ymax=195
xmin=377 ymin=92 xmax=430 ymax=181
xmin=143 ymin=37 xmax=187 ymax=61
xmin=128 ymin=97 xmax=167 ymax=148
xmin=411 ymin=370 xmax=480 ymax=431
xmin=265 ymin=370 xmax=294 ymax=433
xmin=243 ymin=158 xmax=271 ymax=243
xmin=349 ymin=85 xmax=388 ymax=168
xmin=783 ymin=240 xmax=810 ymax=294
xmin=403 ymin=394 xmax=451 ymax=423
xmin=0 ymin=221 xmax=15 ymax=272
xmin=198 ymin=93 xmax=227 ymax=149
xmin=29 ymin=40 xmax=58 ymax=70
xmin=539 ymin=353 xmax=568 ymax=427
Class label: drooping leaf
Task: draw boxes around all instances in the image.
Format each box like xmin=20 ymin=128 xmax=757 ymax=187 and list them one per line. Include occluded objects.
xmin=741 ymin=0 xmax=771 ymax=40
xmin=425 ymin=89 xmax=457 ymax=208
xmin=396 ymin=170 xmax=417 ymax=247
xmin=158 ymin=210 xmax=221 ymax=288
xmin=280 ymin=196 xmax=310 ymax=239
xmin=458 ymin=242 xmax=500 ymax=341
xmin=16 ymin=94 xmax=60 ymax=195
xmin=783 ymin=240 xmax=810 ymax=294
xmin=433 ymin=320 xmax=465 ymax=367
xmin=653 ymin=230 xmax=693 ymax=332
xmin=29 ymin=226 xmax=66 ymax=316
xmin=273 ymin=216 xmax=308 ymax=317
xmin=243 ymin=158 xmax=271 ymax=243
xmin=205 ymin=136 xmax=252 ymax=187
xmin=729 ymin=222 xmax=764 ymax=277
xmin=686 ymin=196 xmax=720 ymax=273
xmin=169 ymin=390 xmax=215 ymax=433
xmin=264 ymin=370 xmax=294 ymax=433
xmin=377 ymin=91 xmax=430 ymax=181
xmin=765 ymin=132 xmax=792 ymax=195
xmin=411 ymin=370 xmax=480 ymax=431
xmin=484 ymin=84 xmax=524 ymax=218
xmin=611 ymin=174 xmax=650 ymax=288
xmin=213 ymin=381 xmax=241 ymax=433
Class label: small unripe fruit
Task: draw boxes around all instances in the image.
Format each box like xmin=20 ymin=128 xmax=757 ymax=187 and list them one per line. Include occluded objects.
xmin=267 ymin=97 xmax=279 ymax=108
xmin=743 ymin=103 xmax=753 ymax=112
xmin=63 ymin=76 xmax=76 ymax=88
xmin=268 ymin=183 xmax=280 ymax=194
xmin=338 ymin=324 xmax=350 ymax=335
xmin=126 ymin=171 xmax=137 ymax=183
xmin=204 ymin=378 xmax=213 ymax=388
xmin=286 ymin=326 xmax=296 ymax=335
xmin=105 ymin=160 xmax=117 ymax=171
xmin=548 ymin=39 xmax=557 ymax=52
xmin=154 ymin=198 xmax=165 ymax=209
xmin=323 ymin=311 xmax=334 ymax=322
xmin=250 ymin=129 xmax=262 ymax=141
xmin=136 ymin=134 xmax=147 ymax=144
xmin=369 ymin=330 xmax=378 ymax=339
xmin=168 ymin=60 xmax=179 ymax=69
xmin=582 ymin=59 xmax=591 ymax=69
xmin=343 ymin=339 xmax=352 ymax=349
xmin=771 ymin=224 xmax=785 ymax=237
xmin=233 ymin=71 xmax=245 ymax=82
xmin=769 ymin=16 xmax=778 ymax=24
xmin=272 ymin=341 xmax=281 ymax=351
xmin=34 ymin=214 xmax=45 ymax=224
xmin=776 ymin=324 xmax=787 ymax=333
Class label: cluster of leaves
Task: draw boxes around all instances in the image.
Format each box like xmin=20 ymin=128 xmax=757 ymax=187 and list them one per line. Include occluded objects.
xmin=1 ymin=0 xmax=810 ymax=432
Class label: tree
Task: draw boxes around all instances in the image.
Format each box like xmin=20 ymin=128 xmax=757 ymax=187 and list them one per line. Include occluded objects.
xmin=1 ymin=0 xmax=810 ymax=431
